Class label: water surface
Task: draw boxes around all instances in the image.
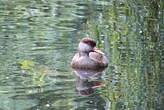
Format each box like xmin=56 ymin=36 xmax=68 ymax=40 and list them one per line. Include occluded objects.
xmin=0 ymin=0 xmax=163 ymax=110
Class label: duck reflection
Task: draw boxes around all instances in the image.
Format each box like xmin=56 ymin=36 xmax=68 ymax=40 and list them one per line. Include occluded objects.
xmin=73 ymin=68 xmax=106 ymax=96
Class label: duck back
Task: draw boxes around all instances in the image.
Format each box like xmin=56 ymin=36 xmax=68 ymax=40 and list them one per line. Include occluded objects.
xmin=71 ymin=52 xmax=108 ymax=69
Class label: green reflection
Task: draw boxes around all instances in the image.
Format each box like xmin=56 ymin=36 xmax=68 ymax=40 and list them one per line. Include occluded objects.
xmin=0 ymin=0 xmax=163 ymax=110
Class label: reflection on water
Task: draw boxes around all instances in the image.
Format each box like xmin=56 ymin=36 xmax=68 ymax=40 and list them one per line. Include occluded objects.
xmin=0 ymin=0 xmax=163 ymax=110
xmin=73 ymin=68 xmax=106 ymax=96
xmin=76 ymin=78 xmax=105 ymax=96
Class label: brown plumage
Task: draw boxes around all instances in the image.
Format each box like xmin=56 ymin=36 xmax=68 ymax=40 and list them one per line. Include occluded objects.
xmin=71 ymin=37 xmax=108 ymax=70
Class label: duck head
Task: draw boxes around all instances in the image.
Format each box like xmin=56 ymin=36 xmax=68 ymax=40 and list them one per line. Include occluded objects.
xmin=78 ymin=37 xmax=104 ymax=54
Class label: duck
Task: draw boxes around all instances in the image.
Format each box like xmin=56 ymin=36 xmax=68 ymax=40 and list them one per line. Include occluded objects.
xmin=71 ymin=37 xmax=108 ymax=70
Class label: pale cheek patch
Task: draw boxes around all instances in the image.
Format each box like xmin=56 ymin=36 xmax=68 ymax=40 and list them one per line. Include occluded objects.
xmin=78 ymin=42 xmax=92 ymax=52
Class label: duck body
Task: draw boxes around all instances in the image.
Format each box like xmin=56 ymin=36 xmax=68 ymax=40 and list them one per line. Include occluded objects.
xmin=71 ymin=37 xmax=108 ymax=70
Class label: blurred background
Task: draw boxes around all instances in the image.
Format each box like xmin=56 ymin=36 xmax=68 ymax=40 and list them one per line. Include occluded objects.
xmin=0 ymin=0 xmax=163 ymax=110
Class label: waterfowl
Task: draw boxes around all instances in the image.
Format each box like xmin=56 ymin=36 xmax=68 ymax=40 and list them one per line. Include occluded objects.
xmin=71 ymin=37 xmax=108 ymax=70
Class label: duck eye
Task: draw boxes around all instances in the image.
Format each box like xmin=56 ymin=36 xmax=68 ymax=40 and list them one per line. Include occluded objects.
xmin=88 ymin=42 xmax=93 ymax=46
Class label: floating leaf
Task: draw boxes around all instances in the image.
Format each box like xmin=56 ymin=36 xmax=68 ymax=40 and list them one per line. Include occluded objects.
xmin=20 ymin=60 xmax=36 ymax=70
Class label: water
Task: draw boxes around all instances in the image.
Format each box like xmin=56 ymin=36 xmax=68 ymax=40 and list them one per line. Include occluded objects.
xmin=0 ymin=0 xmax=163 ymax=110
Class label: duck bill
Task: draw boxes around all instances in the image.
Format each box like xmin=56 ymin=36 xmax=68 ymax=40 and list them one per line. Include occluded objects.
xmin=93 ymin=47 xmax=104 ymax=55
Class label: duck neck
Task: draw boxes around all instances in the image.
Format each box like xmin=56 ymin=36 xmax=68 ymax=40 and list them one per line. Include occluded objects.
xmin=79 ymin=51 xmax=89 ymax=56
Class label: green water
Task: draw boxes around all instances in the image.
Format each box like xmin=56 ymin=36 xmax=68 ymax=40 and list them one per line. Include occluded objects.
xmin=0 ymin=0 xmax=163 ymax=110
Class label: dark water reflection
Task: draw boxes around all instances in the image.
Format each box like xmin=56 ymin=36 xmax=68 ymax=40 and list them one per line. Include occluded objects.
xmin=0 ymin=0 xmax=163 ymax=110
